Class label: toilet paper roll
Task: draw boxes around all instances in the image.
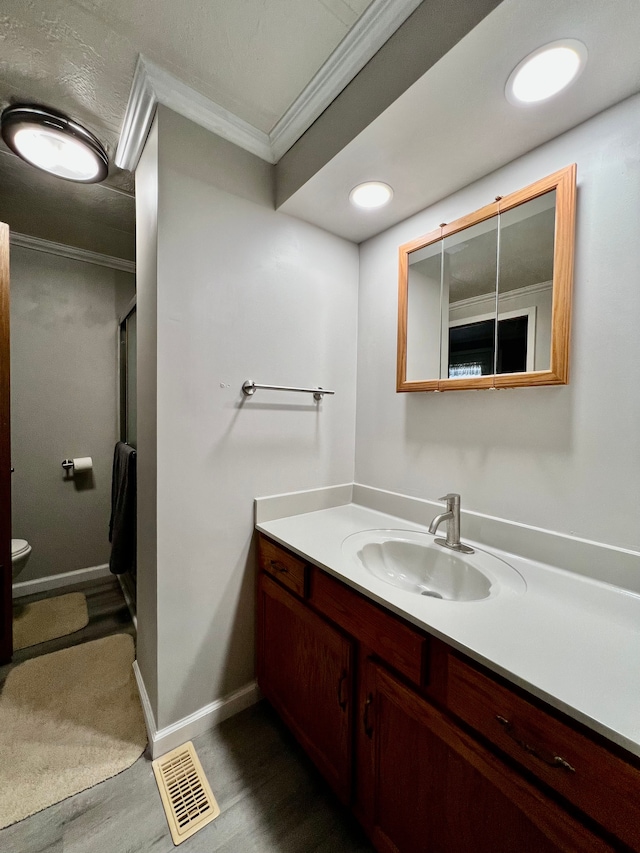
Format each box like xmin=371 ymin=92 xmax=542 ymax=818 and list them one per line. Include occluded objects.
xmin=72 ymin=456 xmax=93 ymax=473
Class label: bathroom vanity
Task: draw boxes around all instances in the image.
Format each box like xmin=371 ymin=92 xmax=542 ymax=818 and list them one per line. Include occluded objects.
xmin=255 ymin=500 xmax=640 ymax=853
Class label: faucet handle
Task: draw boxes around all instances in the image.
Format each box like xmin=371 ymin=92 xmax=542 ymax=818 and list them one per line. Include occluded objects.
xmin=438 ymin=493 xmax=460 ymax=506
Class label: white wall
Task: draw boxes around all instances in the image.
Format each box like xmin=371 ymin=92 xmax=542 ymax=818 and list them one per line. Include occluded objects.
xmin=135 ymin=117 xmax=159 ymax=717
xmin=10 ymin=246 xmax=135 ymax=582
xmin=406 ymin=266 xmax=441 ymax=380
xmin=137 ymin=107 xmax=358 ymax=729
xmin=356 ymin=94 xmax=640 ymax=553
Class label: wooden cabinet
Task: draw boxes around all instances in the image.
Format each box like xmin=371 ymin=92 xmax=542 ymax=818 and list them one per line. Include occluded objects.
xmin=257 ymin=534 xmax=633 ymax=852
xmin=448 ymin=654 xmax=640 ymax=852
xmin=258 ymin=535 xmax=307 ymax=597
xmin=358 ymin=659 xmax=612 ymax=853
xmin=257 ymin=570 xmax=353 ymax=803
xmin=309 ymin=568 xmax=428 ymax=688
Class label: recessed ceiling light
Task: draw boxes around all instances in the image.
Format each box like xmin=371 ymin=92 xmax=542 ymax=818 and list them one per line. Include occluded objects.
xmin=506 ymin=40 xmax=587 ymax=105
xmin=1 ymin=104 xmax=109 ymax=183
xmin=349 ymin=181 xmax=393 ymax=209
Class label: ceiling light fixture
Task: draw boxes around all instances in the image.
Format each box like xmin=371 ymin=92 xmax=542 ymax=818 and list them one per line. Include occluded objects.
xmin=349 ymin=181 xmax=393 ymax=210
xmin=1 ymin=104 xmax=109 ymax=183
xmin=506 ymin=39 xmax=587 ymax=105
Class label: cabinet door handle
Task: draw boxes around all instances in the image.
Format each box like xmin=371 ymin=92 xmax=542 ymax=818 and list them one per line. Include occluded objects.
xmin=269 ymin=560 xmax=288 ymax=574
xmin=337 ymin=671 xmax=348 ymax=710
xmin=363 ymin=694 xmax=374 ymax=738
xmin=496 ymin=715 xmax=576 ymax=772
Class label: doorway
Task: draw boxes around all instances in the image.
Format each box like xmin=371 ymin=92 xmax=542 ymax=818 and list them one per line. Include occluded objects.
xmin=118 ymin=300 xmax=137 ymax=612
xmin=119 ymin=300 xmax=137 ymax=449
xmin=0 ymin=222 xmax=11 ymax=664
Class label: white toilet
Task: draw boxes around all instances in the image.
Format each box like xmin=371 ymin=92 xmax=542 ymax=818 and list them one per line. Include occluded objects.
xmin=11 ymin=539 xmax=31 ymax=581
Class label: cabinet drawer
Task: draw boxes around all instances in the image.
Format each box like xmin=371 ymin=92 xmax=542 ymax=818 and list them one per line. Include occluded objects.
xmin=258 ymin=535 xmax=307 ymax=597
xmin=310 ymin=568 xmax=427 ymax=687
xmin=448 ymin=655 xmax=640 ymax=851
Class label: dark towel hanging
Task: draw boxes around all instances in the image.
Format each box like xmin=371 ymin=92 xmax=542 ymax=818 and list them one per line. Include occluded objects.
xmin=109 ymin=441 xmax=137 ymax=575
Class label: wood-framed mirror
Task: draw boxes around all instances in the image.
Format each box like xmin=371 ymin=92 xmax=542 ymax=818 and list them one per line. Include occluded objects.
xmin=397 ymin=164 xmax=577 ymax=392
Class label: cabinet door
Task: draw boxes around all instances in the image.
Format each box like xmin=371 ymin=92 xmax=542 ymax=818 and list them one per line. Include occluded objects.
xmin=358 ymin=660 xmax=613 ymax=853
xmin=257 ymin=571 xmax=353 ymax=803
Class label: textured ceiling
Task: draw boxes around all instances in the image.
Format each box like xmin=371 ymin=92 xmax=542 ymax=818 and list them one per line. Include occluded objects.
xmin=0 ymin=148 xmax=135 ymax=259
xmin=0 ymin=0 xmax=374 ymax=254
xmin=9 ymin=0 xmax=636 ymax=260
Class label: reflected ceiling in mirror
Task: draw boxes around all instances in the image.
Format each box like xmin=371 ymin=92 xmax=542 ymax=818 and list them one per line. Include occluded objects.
xmin=398 ymin=165 xmax=576 ymax=392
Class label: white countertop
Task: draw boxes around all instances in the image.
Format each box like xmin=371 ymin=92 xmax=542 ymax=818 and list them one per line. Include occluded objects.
xmin=257 ymin=502 xmax=640 ymax=758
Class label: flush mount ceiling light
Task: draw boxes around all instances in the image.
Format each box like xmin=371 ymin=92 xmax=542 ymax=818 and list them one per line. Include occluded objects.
xmin=506 ymin=39 xmax=587 ymax=105
xmin=1 ymin=104 xmax=109 ymax=183
xmin=349 ymin=181 xmax=393 ymax=210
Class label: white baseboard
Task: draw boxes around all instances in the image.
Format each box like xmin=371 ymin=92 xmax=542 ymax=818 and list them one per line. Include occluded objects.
xmin=12 ymin=563 xmax=111 ymax=598
xmin=133 ymin=661 xmax=261 ymax=759
xmin=132 ymin=660 xmax=157 ymax=755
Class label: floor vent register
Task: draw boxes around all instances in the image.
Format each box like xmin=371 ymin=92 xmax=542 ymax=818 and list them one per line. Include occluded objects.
xmin=152 ymin=741 xmax=220 ymax=845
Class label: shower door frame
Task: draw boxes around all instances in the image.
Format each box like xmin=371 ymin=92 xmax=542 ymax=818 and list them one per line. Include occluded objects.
xmin=118 ymin=297 xmax=136 ymax=447
xmin=117 ymin=298 xmax=137 ymax=612
xmin=0 ymin=223 xmax=12 ymax=664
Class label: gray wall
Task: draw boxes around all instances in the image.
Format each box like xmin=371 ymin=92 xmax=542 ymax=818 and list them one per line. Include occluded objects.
xmin=10 ymin=246 xmax=135 ymax=582
xmin=356 ymin=94 xmax=640 ymax=553
xmin=136 ymin=107 xmax=359 ymax=730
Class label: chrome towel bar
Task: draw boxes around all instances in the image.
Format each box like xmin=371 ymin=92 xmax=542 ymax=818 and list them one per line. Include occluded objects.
xmin=242 ymin=380 xmax=335 ymax=402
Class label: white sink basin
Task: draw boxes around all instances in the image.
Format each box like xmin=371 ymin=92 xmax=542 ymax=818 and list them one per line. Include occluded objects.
xmin=342 ymin=529 xmax=526 ymax=601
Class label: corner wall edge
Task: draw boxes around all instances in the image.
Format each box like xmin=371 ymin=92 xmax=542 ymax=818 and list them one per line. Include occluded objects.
xmin=135 ymin=675 xmax=261 ymax=760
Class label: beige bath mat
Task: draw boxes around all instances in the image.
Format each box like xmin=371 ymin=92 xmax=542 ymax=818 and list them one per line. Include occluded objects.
xmin=0 ymin=633 xmax=147 ymax=829
xmin=13 ymin=592 xmax=89 ymax=651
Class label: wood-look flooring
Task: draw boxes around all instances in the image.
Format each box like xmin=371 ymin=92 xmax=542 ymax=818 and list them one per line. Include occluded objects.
xmin=0 ymin=700 xmax=373 ymax=852
xmin=0 ymin=579 xmax=374 ymax=852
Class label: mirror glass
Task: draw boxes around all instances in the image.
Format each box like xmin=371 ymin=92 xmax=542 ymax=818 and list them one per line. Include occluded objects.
xmin=445 ymin=216 xmax=498 ymax=380
xmin=398 ymin=166 xmax=574 ymax=392
xmin=497 ymin=190 xmax=555 ymax=374
xmin=406 ymin=240 xmax=442 ymax=382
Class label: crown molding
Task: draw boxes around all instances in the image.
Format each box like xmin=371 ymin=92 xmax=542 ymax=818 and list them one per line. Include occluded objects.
xmin=10 ymin=232 xmax=135 ymax=273
xmin=114 ymin=56 xmax=157 ymax=172
xmin=450 ymin=280 xmax=553 ymax=311
xmin=115 ymin=56 xmax=273 ymax=171
xmin=269 ymin=0 xmax=422 ymax=160
xmin=142 ymin=57 xmax=273 ymax=162
xmin=115 ymin=0 xmax=421 ymax=171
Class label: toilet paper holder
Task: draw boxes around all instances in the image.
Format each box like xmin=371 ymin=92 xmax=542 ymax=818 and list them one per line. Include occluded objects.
xmin=61 ymin=457 xmax=93 ymax=473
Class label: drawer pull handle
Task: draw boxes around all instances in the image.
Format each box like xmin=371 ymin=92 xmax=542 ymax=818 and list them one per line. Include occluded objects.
xmin=337 ymin=671 xmax=348 ymax=710
xmin=269 ymin=560 xmax=289 ymax=574
xmin=363 ymin=694 xmax=374 ymax=738
xmin=496 ymin=715 xmax=576 ymax=773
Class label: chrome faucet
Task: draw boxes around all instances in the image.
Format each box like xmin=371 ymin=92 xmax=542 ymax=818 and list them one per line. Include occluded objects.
xmin=428 ymin=493 xmax=474 ymax=554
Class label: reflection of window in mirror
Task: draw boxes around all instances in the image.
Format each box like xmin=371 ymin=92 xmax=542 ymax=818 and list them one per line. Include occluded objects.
xmin=448 ymin=310 xmax=535 ymax=378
